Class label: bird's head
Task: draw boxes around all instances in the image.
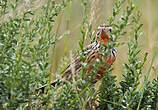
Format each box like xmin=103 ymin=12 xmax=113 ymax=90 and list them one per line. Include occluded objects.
xmin=96 ymin=24 xmax=112 ymax=45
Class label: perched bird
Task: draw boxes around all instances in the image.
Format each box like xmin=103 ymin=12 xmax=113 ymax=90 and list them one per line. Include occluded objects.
xmin=37 ymin=24 xmax=117 ymax=92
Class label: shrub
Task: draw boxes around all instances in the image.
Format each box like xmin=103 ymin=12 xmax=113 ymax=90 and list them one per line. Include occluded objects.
xmin=0 ymin=0 xmax=157 ymax=109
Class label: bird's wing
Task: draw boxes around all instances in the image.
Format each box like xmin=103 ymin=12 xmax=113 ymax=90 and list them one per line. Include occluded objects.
xmin=61 ymin=41 xmax=99 ymax=80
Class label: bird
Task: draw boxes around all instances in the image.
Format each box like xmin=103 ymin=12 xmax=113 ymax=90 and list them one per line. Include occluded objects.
xmin=37 ymin=24 xmax=117 ymax=93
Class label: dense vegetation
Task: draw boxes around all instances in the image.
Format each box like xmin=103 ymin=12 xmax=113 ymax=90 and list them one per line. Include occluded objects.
xmin=0 ymin=0 xmax=157 ymax=109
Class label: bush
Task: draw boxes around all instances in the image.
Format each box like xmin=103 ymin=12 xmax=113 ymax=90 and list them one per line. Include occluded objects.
xmin=0 ymin=0 xmax=157 ymax=109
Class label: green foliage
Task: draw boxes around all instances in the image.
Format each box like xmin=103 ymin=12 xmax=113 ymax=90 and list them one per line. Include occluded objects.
xmin=98 ymin=0 xmax=158 ymax=110
xmin=0 ymin=0 xmax=157 ymax=110
xmin=0 ymin=0 xmax=69 ymax=109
